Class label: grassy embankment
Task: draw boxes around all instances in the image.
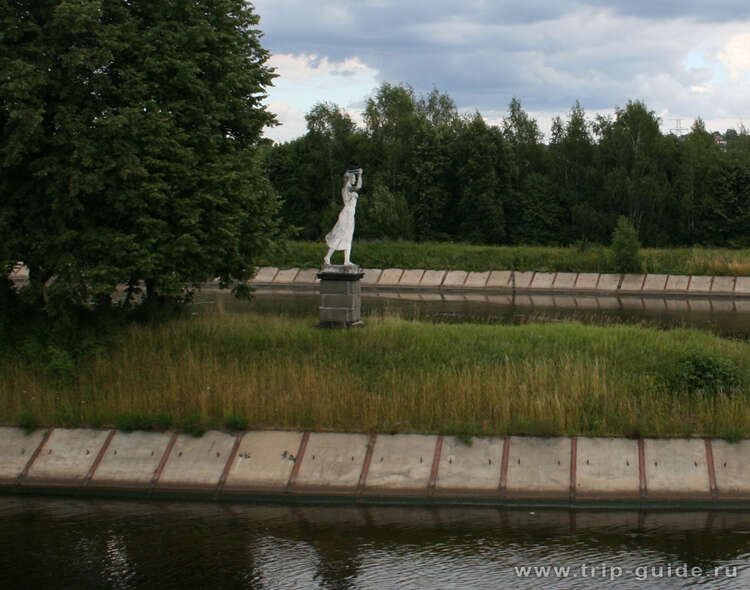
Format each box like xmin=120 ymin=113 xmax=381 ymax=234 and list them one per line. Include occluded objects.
xmin=2 ymin=313 xmax=749 ymax=439
xmin=258 ymin=241 xmax=750 ymax=275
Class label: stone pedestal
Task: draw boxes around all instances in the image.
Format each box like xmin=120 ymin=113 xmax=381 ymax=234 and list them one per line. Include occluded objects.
xmin=316 ymin=265 xmax=365 ymax=328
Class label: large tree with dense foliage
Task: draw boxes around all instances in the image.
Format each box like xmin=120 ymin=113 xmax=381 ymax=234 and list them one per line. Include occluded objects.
xmin=1 ymin=0 xmax=280 ymax=309
xmin=594 ymin=101 xmax=674 ymax=244
xmin=453 ymin=114 xmax=510 ymax=244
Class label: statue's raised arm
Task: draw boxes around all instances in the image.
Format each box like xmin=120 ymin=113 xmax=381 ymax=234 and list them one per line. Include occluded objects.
xmin=323 ymin=168 xmax=363 ymax=267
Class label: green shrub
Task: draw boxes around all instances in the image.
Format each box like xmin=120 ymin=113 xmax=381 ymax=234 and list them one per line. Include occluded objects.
xmin=451 ymin=424 xmax=477 ymax=447
xmin=180 ymin=413 xmax=204 ymax=437
xmin=224 ymin=414 xmax=248 ymax=431
xmin=18 ymin=411 xmax=40 ymax=433
xmin=673 ymin=351 xmax=741 ymax=395
xmin=116 ymin=413 xmax=150 ymax=432
xmin=611 ymin=217 xmax=642 ymax=273
xmin=722 ymin=427 xmax=743 ymax=443
xmin=117 ymin=412 xmax=173 ymax=432
xmin=152 ymin=413 xmax=173 ymax=430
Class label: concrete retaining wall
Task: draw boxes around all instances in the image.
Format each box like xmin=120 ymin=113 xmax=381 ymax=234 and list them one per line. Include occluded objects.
xmin=3 ymin=426 xmax=750 ymax=506
xmin=11 ymin=265 xmax=748 ymax=299
xmin=251 ymin=267 xmax=750 ymax=298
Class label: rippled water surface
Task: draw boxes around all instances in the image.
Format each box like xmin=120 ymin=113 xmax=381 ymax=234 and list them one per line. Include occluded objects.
xmin=2 ymin=497 xmax=750 ymax=589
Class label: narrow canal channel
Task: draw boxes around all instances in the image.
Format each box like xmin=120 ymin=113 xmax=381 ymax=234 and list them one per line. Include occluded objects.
xmin=1 ymin=497 xmax=748 ymax=589
xmin=192 ymin=288 xmax=750 ymax=340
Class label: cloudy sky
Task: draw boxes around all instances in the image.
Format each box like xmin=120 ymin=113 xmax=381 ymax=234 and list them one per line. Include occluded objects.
xmin=252 ymin=0 xmax=750 ymax=143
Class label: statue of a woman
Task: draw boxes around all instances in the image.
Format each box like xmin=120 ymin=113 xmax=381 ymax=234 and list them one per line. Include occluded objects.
xmin=323 ymin=168 xmax=363 ymax=266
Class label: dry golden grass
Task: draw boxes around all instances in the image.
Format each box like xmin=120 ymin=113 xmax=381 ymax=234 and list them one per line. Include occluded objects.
xmin=2 ymin=313 xmax=750 ymax=438
xmin=682 ymin=248 xmax=750 ymax=276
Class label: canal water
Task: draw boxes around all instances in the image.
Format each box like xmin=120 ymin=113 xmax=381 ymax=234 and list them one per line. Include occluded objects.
xmin=1 ymin=497 xmax=748 ymax=589
xmin=192 ymin=288 xmax=750 ymax=340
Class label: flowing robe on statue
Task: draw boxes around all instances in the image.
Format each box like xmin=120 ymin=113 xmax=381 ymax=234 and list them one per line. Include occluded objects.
xmin=325 ymin=189 xmax=357 ymax=251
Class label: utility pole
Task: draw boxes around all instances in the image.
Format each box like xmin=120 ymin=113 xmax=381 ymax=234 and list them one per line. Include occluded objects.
xmin=670 ymin=119 xmax=687 ymax=137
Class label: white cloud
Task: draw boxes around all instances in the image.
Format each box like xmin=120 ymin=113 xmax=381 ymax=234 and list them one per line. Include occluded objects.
xmin=717 ymin=33 xmax=750 ymax=80
xmin=263 ymin=54 xmax=380 ymax=142
xmin=269 ymin=54 xmax=376 ymax=82
xmin=266 ymin=102 xmax=308 ymax=143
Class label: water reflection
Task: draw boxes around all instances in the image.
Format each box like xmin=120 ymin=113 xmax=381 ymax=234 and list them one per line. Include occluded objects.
xmin=2 ymin=497 xmax=750 ymax=589
xmin=192 ymin=288 xmax=750 ymax=340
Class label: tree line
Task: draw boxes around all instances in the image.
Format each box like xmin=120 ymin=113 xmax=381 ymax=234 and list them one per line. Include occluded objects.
xmin=265 ymin=83 xmax=750 ymax=248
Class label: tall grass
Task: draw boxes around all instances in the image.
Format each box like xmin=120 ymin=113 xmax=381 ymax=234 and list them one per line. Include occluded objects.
xmin=2 ymin=313 xmax=749 ymax=438
xmin=258 ymin=240 xmax=750 ymax=275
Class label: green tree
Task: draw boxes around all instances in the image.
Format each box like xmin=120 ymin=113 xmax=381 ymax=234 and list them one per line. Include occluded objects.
xmin=611 ymin=216 xmax=642 ymax=272
xmin=595 ymin=101 xmax=673 ymax=245
xmin=548 ymin=102 xmax=599 ymax=243
xmin=511 ymin=172 xmax=562 ymax=244
xmin=502 ymin=97 xmax=545 ymax=186
xmin=453 ymin=114 xmax=510 ymax=244
xmin=412 ymin=89 xmax=459 ymax=240
xmin=363 ymin=83 xmax=420 ymax=211
xmin=702 ymin=154 xmax=750 ymax=246
xmin=356 ymin=182 xmax=413 ymax=240
xmin=502 ymin=98 xmax=548 ymax=244
xmin=1 ymin=0 xmax=280 ymax=310
xmin=672 ymin=119 xmax=721 ymax=243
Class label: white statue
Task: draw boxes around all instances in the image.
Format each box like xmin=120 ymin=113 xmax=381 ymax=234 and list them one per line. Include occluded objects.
xmin=323 ymin=168 xmax=363 ymax=266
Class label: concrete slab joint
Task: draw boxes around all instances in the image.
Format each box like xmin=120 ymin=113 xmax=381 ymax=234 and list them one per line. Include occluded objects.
xmin=365 ymin=434 xmax=437 ymax=494
xmin=443 ymin=270 xmax=469 ymax=288
xmin=552 ymin=272 xmax=577 ymax=289
xmin=712 ymin=276 xmax=736 ymax=294
xmin=530 ymin=272 xmax=555 ymax=290
xmin=419 ymin=270 xmax=446 ymax=287
xmin=23 ymin=428 xmax=112 ymax=486
xmin=156 ymin=431 xmax=237 ymax=491
xmin=575 ymin=438 xmax=639 ymax=499
xmin=399 ymin=269 xmax=425 ymax=287
xmin=91 ymin=431 xmax=173 ymax=488
xmin=513 ymin=271 xmax=536 ymax=290
xmin=252 ymin=267 xmax=279 ymax=283
xmin=5 ymin=427 xmax=750 ymax=504
xmin=437 ymin=436 xmax=504 ymax=494
xmin=486 ymin=270 xmax=512 ymax=288
xmin=0 ymin=427 xmax=49 ymax=483
xmin=643 ymin=438 xmax=710 ymax=498
xmin=596 ymin=274 xmax=621 ymax=291
xmin=293 ymin=433 xmax=369 ymax=492
xmin=464 ymin=271 xmax=490 ymax=289
xmin=505 ymin=436 xmax=571 ymax=497
xmin=377 ymin=268 xmax=404 ymax=286
xmin=574 ymin=273 xmax=599 ymax=290
xmin=273 ymin=268 xmax=300 ymax=283
xmin=225 ymin=431 xmax=303 ymax=492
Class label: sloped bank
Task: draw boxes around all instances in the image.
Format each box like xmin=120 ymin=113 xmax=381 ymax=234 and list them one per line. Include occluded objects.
xmin=250 ymin=266 xmax=750 ymax=298
xmin=3 ymin=426 xmax=750 ymax=507
xmin=10 ymin=264 xmax=750 ymax=298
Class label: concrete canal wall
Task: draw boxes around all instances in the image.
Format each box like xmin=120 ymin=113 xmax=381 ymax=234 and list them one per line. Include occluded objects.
xmin=10 ymin=264 xmax=749 ymax=301
xmin=3 ymin=426 xmax=750 ymax=506
xmin=250 ymin=267 xmax=750 ymax=298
